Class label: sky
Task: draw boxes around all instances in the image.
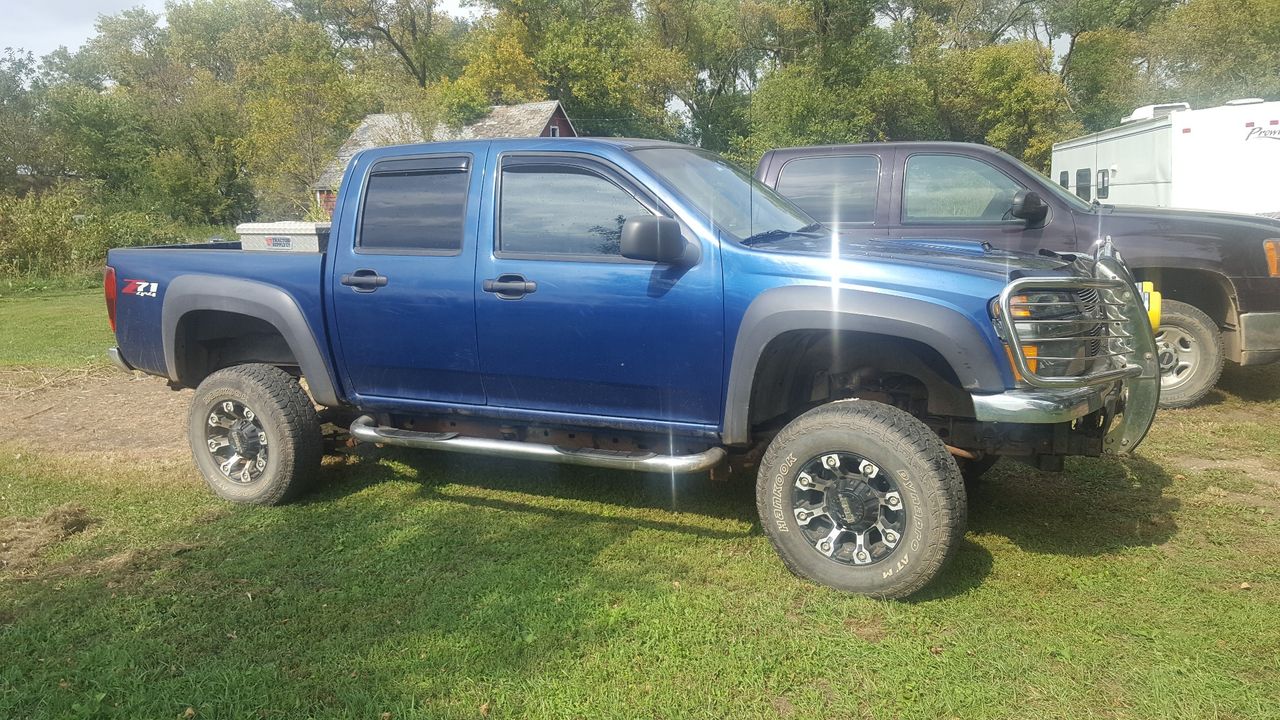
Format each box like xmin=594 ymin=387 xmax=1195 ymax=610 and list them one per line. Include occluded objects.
xmin=0 ymin=0 xmax=476 ymax=60
xmin=2 ymin=0 xmax=168 ymax=58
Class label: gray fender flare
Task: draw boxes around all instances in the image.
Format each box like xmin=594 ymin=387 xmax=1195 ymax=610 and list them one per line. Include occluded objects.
xmin=721 ymin=285 xmax=1005 ymax=445
xmin=161 ymin=274 xmax=342 ymax=407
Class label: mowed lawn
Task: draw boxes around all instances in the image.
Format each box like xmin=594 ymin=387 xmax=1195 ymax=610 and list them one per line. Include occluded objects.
xmin=2 ymin=293 xmax=1279 ymax=719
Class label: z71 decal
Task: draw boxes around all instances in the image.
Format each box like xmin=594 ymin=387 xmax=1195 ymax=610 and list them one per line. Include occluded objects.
xmin=122 ymin=279 xmax=159 ymax=298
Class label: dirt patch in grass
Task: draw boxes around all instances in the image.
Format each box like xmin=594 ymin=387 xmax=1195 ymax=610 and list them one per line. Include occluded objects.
xmin=0 ymin=503 xmax=95 ymax=573
xmin=0 ymin=370 xmax=191 ymax=459
xmin=844 ymin=614 xmax=887 ymax=644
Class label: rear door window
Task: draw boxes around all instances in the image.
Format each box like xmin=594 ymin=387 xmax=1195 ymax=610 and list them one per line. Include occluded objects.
xmin=775 ymin=155 xmax=879 ymax=224
xmin=359 ymin=157 xmax=470 ymax=253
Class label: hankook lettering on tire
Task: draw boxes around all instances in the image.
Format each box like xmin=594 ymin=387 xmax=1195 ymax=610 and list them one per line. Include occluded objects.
xmin=771 ymin=453 xmax=797 ymax=532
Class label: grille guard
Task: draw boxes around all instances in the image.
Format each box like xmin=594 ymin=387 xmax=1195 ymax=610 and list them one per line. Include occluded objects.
xmin=996 ymin=243 xmax=1160 ymax=453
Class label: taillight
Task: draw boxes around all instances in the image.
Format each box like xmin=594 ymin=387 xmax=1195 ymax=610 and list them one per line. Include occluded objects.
xmin=104 ymin=266 xmax=118 ymax=333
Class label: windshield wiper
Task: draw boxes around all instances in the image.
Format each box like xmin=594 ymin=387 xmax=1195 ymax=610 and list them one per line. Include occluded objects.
xmin=741 ymin=223 xmax=824 ymax=246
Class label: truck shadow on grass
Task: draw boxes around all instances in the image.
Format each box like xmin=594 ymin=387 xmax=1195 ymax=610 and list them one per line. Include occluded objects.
xmin=966 ymin=454 xmax=1178 ymax=557
xmin=317 ymin=448 xmax=1003 ymax=601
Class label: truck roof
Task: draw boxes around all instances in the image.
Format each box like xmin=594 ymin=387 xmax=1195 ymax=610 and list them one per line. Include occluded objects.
xmin=362 ymin=137 xmax=692 ymax=156
xmin=763 ymin=141 xmax=1005 ymax=161
xmin=757 ymin=137 xmax=1008 ymax=166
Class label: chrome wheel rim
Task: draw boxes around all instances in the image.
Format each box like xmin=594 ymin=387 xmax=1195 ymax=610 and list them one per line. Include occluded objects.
xmin=204 ymin=399 xmax=269 ymax=484
xmin=791 ymin=452 xmax=906 ymax=566
xmin=1155 ymin=325 xmax=1199 ymax=391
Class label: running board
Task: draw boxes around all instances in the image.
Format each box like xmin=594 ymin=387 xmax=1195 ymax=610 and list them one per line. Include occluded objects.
xmin=349 ymin=415 xmax=726 ymax=473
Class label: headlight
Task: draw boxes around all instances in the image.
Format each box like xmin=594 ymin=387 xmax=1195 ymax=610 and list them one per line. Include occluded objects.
xmin=991 ymin=290 xmax=1112 ymax=382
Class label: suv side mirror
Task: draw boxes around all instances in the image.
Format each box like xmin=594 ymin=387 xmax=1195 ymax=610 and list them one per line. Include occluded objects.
xmin=1010 ymin=190 xmax=1048 ymax=223
xmin=621 ymin=215 xmax=688 ymax=264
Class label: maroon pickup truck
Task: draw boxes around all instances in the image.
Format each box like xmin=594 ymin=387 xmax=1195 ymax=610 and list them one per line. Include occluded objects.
xmin=758 ymin=141 xmax=1280 ymax=407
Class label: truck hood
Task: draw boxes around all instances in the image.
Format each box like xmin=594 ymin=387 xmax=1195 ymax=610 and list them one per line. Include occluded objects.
xmin=747 ymin=234 xmax=1079 ymax=283
xmin=1082 ymin=204 xmax=1280 ymax=277
xmin=1099 ymin=204 xmax=1280 ymax=236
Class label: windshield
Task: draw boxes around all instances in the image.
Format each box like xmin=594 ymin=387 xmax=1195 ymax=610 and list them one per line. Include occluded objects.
xmin=1003 ymin=153 xmax=1095 ymax=211
xmin=630 ymin=147 xmax=816 ymax=242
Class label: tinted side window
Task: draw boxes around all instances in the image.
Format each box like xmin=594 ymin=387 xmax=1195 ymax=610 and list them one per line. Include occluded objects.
xmin=1075 ymin=168 xmax=1092 ymax=201
xmin=500 ymin=163 xmax=650 ymax=257
xmin=775 ymin=155 xmax=879 ymax=224
xmin=903 ymin=154 xmax=1023 ymax=224
xmin=1059 ymin=171 xmax=1069 ymax=188
xmin=360 ymin=168 xmax=469 ymax=252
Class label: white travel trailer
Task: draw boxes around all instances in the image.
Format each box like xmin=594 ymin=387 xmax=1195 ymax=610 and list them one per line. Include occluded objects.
xmin=1051 ymin=99 xmax=1280 ymax=217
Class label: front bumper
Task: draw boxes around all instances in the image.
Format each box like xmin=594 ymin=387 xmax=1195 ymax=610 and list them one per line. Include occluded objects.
xmin=1238 ymin=311 xmax=1280 ymax=366
xmin=972 ymin=384 xmax=1115 ymax=424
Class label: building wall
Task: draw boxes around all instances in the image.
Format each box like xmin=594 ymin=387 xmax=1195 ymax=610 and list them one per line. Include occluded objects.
xmin=541 ymin=109 xmax=577 ymax=137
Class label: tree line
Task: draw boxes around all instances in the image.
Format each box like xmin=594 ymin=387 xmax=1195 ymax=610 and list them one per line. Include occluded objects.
xmin=2 ymin=0 xmax=1278 ymax=229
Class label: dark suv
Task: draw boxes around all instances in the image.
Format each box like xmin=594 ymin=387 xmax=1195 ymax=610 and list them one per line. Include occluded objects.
xmin=758 ymin=141 xmax=1280 ymax=407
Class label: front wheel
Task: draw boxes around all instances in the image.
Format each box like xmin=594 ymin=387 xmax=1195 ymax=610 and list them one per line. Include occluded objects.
xmin=755 ymin=400 xmax=967 ymax=599
xmin=1155 ymin=299 xmax=1223 ymax=408
xmin=188 ymin=364 xmax=322 ymax=505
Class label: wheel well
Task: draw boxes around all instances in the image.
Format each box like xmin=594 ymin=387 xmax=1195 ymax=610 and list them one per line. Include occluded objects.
xmin=747 ymin=330 xmax=974 ymax=434
xmin=1134 ymin=268 xmax=1237 ymax=329
xmin=173 ymin=310 xmax=299 ymax=388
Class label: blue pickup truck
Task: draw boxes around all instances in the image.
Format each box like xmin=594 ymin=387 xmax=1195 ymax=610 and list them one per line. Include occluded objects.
xmin=105 ymin=138 xmax=1159 ymax=598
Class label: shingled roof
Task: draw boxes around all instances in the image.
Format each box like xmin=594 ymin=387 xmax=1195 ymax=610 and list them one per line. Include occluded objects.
xmin=314 ymin=100 xmax=572 ymax=190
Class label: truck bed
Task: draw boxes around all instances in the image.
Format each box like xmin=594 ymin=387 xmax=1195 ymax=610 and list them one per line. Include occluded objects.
xmin=106 ymin=244 xmax=330 ymax=381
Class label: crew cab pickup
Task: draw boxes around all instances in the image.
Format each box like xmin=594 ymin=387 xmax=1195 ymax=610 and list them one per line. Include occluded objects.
xmin=758 ymin=142 xmax=1280 ymax=407
xmin=105 ymin=138 xmax=1159 ymax=598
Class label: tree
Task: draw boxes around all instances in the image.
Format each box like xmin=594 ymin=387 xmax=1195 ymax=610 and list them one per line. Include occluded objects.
xmin=0 ymin=50 xmax=58 ymax=194
xmin=305 ymin=0 xmax=468 ymax=87
xmin=238 ymin=24 xmax=363 ymax=215
xmin=1149 ymin=0 xmax=1280 ymax=106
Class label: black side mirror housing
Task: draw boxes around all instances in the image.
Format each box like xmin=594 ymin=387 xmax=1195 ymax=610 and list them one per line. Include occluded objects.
xmin=1010 ymin=190 xmax=1048 ymax=223
xmin=621 ymin=216 xmax=690 ymax=264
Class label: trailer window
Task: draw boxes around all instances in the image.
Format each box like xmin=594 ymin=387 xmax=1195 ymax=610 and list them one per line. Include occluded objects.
xmin=1074 ymin=168 xmax=1092 ymax=202
xmin=775 ymin=155 xmax=879 ymax=224
xmin=1059 ymin=171 xmax=1069 ymax=188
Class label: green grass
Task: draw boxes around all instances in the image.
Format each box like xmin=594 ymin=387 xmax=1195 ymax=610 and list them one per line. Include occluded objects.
xmin=0 ymin=290 xmax=114 ymax=369
xmin=2 ymin=295 xmax=1280 ymax=719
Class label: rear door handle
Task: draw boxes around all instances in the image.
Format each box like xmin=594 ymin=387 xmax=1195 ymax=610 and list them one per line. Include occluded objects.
xmin=483 ymin=274 xmax=537 ymax=300
xmin=341 ymin=268 xmax=388 ymax=293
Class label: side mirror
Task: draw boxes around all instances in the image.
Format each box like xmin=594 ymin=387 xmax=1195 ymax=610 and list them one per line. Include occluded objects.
xmin=1010 ymin=190 xmax=1048 ymax=223
xmin=621 ymin=215 xmax=688 ymax=264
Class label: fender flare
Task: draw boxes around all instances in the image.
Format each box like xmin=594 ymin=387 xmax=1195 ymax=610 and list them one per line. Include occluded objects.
xmin=161 ymin=274 xmax=342 ymax=407
xmin=721 ymin=285 xmax=1005 ymax=445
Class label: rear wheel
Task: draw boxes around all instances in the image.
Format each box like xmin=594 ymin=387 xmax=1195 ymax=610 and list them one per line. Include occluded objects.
xmin=755 ymin=400 xmax=966 ymax=599
xmin=1155 ymin=299 xmax=1223 ymax=408
xmin=188 ymin=364 xmax=321 ymax=505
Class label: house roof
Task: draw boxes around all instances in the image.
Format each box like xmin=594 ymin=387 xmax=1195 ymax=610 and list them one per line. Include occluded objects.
xmin=314 ymin=100 xmax=571 ymax=190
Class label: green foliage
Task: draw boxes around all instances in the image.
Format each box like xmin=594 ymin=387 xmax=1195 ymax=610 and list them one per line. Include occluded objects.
xmin=938 ymin=41 xmax=1083 ymax=169
xmin=1150 ymin=0 xmax=1280 ymax=106
xmin=2 ymin=0 xmax=1275 ymax=243
xmin=0 ymin=185 xmax=191 ymax=278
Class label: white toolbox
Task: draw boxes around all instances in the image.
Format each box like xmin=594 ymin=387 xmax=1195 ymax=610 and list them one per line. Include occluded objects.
xmin=236 ymin=221 xmax=331 ymax=252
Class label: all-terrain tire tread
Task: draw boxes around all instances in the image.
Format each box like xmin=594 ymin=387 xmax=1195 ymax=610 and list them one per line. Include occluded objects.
xmin=190 ymin=364 xmax=322 ymax=505
xmin=755 ymin=399 xmax=966 ymax=599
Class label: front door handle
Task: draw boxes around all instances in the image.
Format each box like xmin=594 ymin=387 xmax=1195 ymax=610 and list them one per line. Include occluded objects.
xmin=483 ymin=274 xmax=537 ymax=300
xmin=341 ymin=268 xmax=388 ymax=293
